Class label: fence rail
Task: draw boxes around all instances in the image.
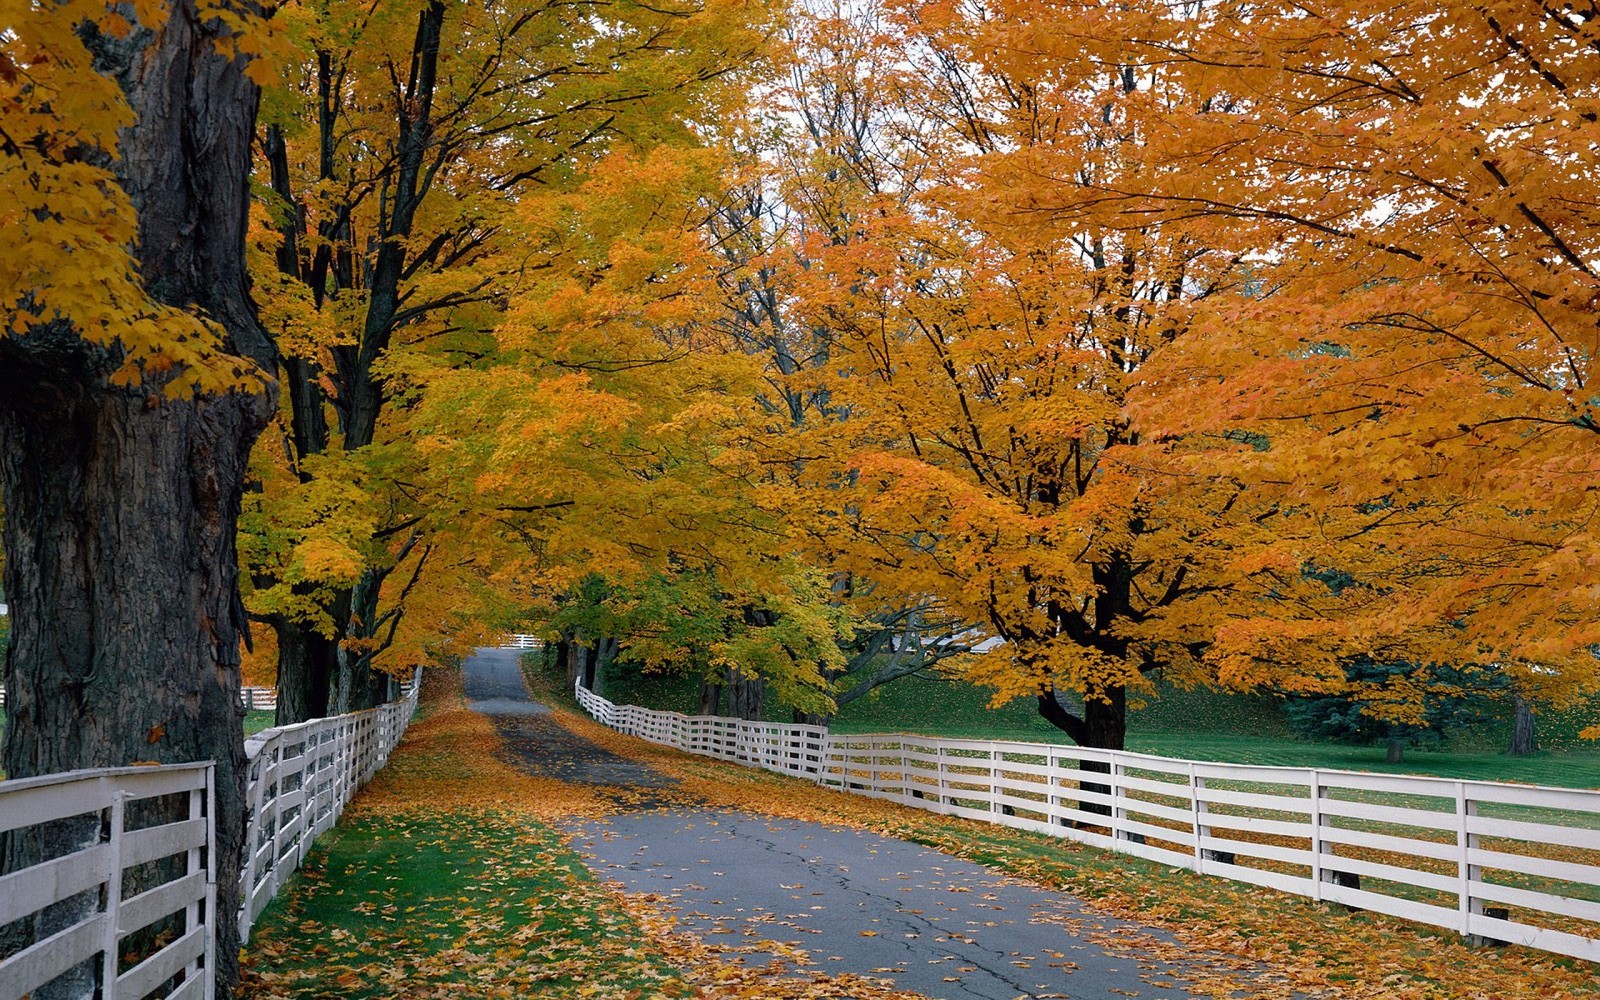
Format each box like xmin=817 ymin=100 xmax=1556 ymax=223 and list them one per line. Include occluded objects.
xmin=0 ymin=675 xmax=419 ymax=1000
xmin=239 ymin=687 xmax=277 ymax=712
xmin=237 ymin=677 xmax=420 ymax=941
xmin=0 ymin=686 xmax=275 ymax=712
xmin=575 ymin=682 xmax=1600 ymax=964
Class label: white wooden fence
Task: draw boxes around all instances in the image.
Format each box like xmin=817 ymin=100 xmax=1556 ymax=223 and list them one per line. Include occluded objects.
xmin=0 ymin=675 xmax=419 ymax=1000
xmin=0 ymin=764 xmax=216 ymax=1000
xmin=575 ymin=682 xmax=1600 ymax=964
xmin=0 ymin=687 xmax=272 ymax=712
xmin=239 ymin=687 xmax=277 ymax=713
xmin=237 ymin=676 xmax=420 ymax=941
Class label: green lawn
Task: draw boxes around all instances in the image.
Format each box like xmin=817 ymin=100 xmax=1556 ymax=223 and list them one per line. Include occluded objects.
xmin=596 ymin=663 xmax=1600 ymax=790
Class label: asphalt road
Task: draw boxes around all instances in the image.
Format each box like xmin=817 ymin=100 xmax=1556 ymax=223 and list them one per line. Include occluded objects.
xmin=462 ymin=648 xmax=1226 ymax=1000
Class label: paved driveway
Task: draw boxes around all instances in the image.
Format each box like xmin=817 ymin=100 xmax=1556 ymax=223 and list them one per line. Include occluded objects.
xmin=463 ymin=649 xmax=1226 ymax=1000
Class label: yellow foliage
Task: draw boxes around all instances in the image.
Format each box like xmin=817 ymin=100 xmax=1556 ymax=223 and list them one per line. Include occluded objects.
xmin=2 ymin=0 xmax=269 ymax=395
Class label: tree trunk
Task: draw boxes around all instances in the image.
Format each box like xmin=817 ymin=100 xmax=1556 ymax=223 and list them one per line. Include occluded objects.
xmin=565 ymin=634 xmax=585 ymax=691
xmin=1386 ymin=737 xmax=1406 ymax=763
xmin=592 ymin=636 xmax=618 ymax=699
xmin=726 ymin=667 xmax=764 ymax=720
xmin=1036 ymin=687 xmax=1127 ymax=821
xmin=271 ymin=616 xmax=334 ymax=725
xmin=1036 ymin=686 xmax=1127 ymax=750
xmin=1506 ymin=693 xmax=1539 ymax=756
xmin=0 ymin=300 xmax=266 ymax=1000
xmin=579 ymin=644 xmax=598 ymax=692
xmin=0 ymin=5 xmax=272 ymax=996
xmin=697 ymin=678 xmax=723 ymax=716
xmin=326 ymin=568 xmax=390 ymax=714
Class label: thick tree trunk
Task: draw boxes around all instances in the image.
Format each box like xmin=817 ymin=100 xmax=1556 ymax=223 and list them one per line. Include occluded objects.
xmin=726 ymin=667 xmax=765 ymax=721
xmin=327 ymin=569 xmax=390 ymax=714
xmin=1386 ymin=737 xmax=1406 ymax=763
xmin=591 ymin=636 xmax=618 ymax=699
xmin=0 ymin=352 xmax=267 ymax=1000
xmin=697 ymin=678 xmax=723 ymax=716
xmin=271 ymin=616 xmax=334 ymax=725
xmin=1037 ymin=687 xmax=1127 ymax=821
xmin=566 ymin=634 xmax=585 ymax=691
xmin=1506 ymin=693 xmax=1539 ymax=756
xmin=1037 ymin=686 xmax=1127 ymax=750
xmin=0 ymin=4 xmax=272 ymax=997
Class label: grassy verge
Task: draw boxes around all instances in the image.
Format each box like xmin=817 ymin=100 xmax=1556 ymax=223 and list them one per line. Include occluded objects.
xmin=600 ymin=663 xmax=1600 ymax=788
xmin=538 ymin=673 xmax=1600 ymax=1000
xmin=243 ymin=810 xmax=689 ymax=999
xmin=239 ymin=686 xmax=687 ymax=1000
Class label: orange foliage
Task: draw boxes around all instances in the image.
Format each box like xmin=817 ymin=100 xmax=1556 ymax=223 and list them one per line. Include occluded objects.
xmin=722 ymin=1 xmax=1600 ymax=743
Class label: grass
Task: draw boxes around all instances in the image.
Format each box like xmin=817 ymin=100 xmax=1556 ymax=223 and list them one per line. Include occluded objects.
xmin=601 ymin=663 xmax=1600 ymax=789
xmin=241 ymin=810 xmax=690 ymax=999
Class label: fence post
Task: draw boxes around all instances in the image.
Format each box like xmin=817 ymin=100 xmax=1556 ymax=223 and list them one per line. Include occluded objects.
xmin=1110 ymin=756 xmax=1126 ymax=842
xmin=1189 ymin=764 xmax=1205 ymax=874
xmin=100 ymin=790 xmax=128 ymax=999
xmin=240 ymin=747 xmax=266 ymax=942
xmin=188 ymin=775 xmax=209 ymax=995
xmin=1456 ymin=780 xmax=1475 ymax=937
xmin=986 ymin=748 xmax=1000 ymax=816
xmin=1309 ymin=768 xmax=1324 ymax=902
xmin=937 ymin=744 xmax=948 ymax=811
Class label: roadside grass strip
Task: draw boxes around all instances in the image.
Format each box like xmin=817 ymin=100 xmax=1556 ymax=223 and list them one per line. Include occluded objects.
xmin=240 ymin=811 xmax=691 ymax=999
xmin=540 ymin=689 xmax=1600 ymax=1000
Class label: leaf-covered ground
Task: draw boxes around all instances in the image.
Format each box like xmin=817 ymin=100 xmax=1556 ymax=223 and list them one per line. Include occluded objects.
xmin=239 ymin=690 xmax=935 ymax=999
xmin=535 ymin=678 xmax=1600 ymax=1000
xmin=242 ymin=671 xmax=1599 ymax=1000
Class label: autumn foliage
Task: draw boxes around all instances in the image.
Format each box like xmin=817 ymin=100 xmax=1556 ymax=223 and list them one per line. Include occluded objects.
xmin=7 ymin=0 xmax=1599 ymax=750
xmin=240 ymin=0 xmax=1600 ymax=746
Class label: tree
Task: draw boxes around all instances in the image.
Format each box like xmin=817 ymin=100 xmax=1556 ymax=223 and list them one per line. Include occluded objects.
xmin=739 ymin=0 xmax=1278 ymax=750
xmin=992 ymin=0 xmax=1600 ymax=724
xmin=1285 ymin=660 xmax=1499 ymax=763
xmin=1 ymin=0 xmax=274 ymax=993
xmin=246 ymin=0 xmax=775 ymax=722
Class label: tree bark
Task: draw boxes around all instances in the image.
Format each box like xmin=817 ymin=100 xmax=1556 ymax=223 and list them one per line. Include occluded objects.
xmin=726 ymin=667 xmax=765 ymax=720
xmin=1037 ymin=686 xmax=1127 ymax=750
xmin=270 ymin=615 xmax=334 ymax=725
xmin=565 ymin=634 xmax=585 ymax=691
xmin=1386 ymin=737 xmax=1406 ymax=763
xmin=1506 ymin=693 xmax=1539 ymax=756
xmin=591 ymin=636 xmax=618 ymax=699
xmin=697 ymin=677 xmax=723 ymax=716
xmin=0 ymin=4 xmax=273 ymax=996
